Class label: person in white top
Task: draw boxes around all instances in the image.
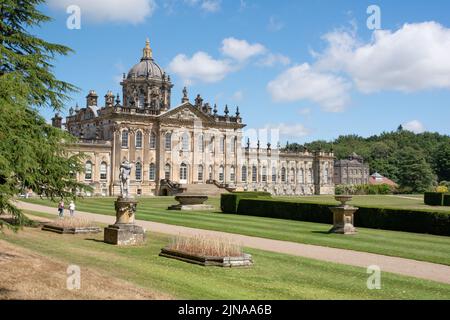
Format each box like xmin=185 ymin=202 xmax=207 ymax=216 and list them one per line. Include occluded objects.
xmin=69 ymin=201 xmax=76 ymax=217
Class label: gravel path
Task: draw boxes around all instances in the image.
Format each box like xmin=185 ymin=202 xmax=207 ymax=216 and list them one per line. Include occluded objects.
xmin=16 ymin=201 xmax=450 ymax=285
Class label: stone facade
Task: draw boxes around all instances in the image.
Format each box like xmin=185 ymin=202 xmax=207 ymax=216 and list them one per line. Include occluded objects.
xmin=333 ymin=153 xmax=370 ymax=185
xmin=57 ymin=40 xmax=335 ymax=197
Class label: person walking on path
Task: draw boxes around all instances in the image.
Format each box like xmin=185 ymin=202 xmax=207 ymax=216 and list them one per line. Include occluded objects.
xmin=57 ymin=200 xmax=64 ymax=218
xmin=69 ymin=201 xmax=76 ymax=217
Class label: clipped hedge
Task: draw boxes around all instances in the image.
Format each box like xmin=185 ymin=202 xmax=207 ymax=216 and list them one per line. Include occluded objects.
xmin=424 ymin=192 xmax=444 ymax=206
xmin=220 ymin=192 xmax=272 ymax=214
xmin=444 ymin=194 xmax=450 ymax=207
xmin=233 ymin=198 xmax=450 ymax=236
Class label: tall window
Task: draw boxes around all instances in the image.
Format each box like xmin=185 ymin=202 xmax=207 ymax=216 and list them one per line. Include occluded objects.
xmin=182 ymin=132 xmax=189 ymax=151
xmin=209 ymin=137 xmax=214 ymax=153
xmin=219 ymin=166 xmax=224 ymax=182
xmin=150 ymin=132 xmax=156 ymax=149
xmin=198 ymin=165 xmax=204 ymax=182
xmin=135 ymin=162 xmax=142 ymax=181
xmin=198 ymin=135 xmax=204 ymax=152
xmin=308 ymin=168 xmax=313 ymax=183
xmin=220 ymin=136 xmax=225 ymax=153
xmin=149 ymin=163 xmax=156 ymax=181
xmin=165 ymin=133 xmax=172 ymax=150
xmin=121 ymin=130 xmax=128 ymax=148
xmin=252 ymin=165 xmax=257 ymax=182
xmin=209 ymin=166 xmax=213 ymax=181
xmin=135 ymin=131 xmax=143 ymax=148
xmin=262 ymin=166 xmax=267 ymax=182
xmin=242 ymin=166 xmax=247 ymax=182
xmin=299 ymin=168 xmax=304 ymax=184
xmin=281 ymin=167 xmax=286 ymax=183
xmin=290 ymin=168 xmax=295 ymax=183
xmin=164 ymin=164 xmax=171 ymax=180
xmin=272 ymin=167 xmax=277 ymax=183
xmin=138 ymin=93 xmax=145 ymax=109
xmin=85 ymin=161 xmax=92 ymax=180
xmin=100 ymin=162 xmax=107 ymax=180
xmin=180 ymin=163 xmax=188 ymax=181
xmin=230 ymin=166 xmax=236 ymax=182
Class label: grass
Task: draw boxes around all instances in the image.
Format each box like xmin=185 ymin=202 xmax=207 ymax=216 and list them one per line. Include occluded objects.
xmin=23 ymin=196 xmax=450 ymax=266
xmin=167 ymin=235 xmax=243 ymax=257
xmin=1 ymin=225 xmax=450 ymax=300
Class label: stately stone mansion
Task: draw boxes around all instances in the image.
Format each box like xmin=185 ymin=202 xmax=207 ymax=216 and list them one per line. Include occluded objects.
xmin=52 ymin=40 xmax=335 ymax=197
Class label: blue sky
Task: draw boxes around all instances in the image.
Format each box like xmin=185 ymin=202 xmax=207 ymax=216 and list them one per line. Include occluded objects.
xmin=37 ymin=0 xmax=450 ymax=143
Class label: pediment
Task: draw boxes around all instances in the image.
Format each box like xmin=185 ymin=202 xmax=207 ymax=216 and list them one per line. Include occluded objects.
xmin=159 ymin=103 xmax=214 ymax=124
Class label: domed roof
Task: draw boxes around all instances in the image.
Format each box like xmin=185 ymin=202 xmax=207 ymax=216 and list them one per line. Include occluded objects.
xmin=127 ymin=39 xmax=165 ymax=80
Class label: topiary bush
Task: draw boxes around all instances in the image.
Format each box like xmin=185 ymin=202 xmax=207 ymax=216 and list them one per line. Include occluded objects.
xmin=424 ymin=192 xmax=444 ymax=206
xmin=234 ymin=198 xmax=450 ymax=236
xmin=220 ymin=192 xmax=272 ymax=214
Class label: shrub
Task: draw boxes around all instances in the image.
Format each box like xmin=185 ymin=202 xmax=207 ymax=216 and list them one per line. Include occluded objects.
xmin=48 ymin=217 xmax=96 ymax=229
xmin=335 ymin=184 xmax=394 ymax=195
xmin=436 ymin=186 xmax=449 ymax=193
xmin=221 ymin=192 xmax=272 ymax=214
xmin=424 ymin=192 xmax=444 ymax=206
xmin=234 ymin=198 xmax=450 ymax=236
xmin=444 ymin=194 xmax=450 ymax=207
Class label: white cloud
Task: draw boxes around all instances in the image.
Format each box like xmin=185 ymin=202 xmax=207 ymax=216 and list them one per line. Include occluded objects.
xmin=316 ymin=21 xmax=450 ymax=93
xmin=47 ymin=0 xmax=156 ymax=24
xmin=403 ymin=120 xmax=425 ymax=134
xmin=258 ymin=53 xmax=291 ymax=67
xmin=267 ymin=63 xmax=351 ymax=112
xmin=201 ymin=0 xmax=221 ymax=12
xmin=264 ymin=123 xmax=310 ymax=138
xmin=221 ymin=37 xmax=266 ymax=62
xmin=268 ymin=16 xmax=284 ymax=32
xmin=168 ymin=52 xmax=233 ymax=84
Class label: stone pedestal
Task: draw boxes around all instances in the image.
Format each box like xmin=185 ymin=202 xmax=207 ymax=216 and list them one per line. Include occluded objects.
xmin=329 ymin=196 xmax=358 ymax=235
xmin=104 ymin=197 xmax=146 ymax=246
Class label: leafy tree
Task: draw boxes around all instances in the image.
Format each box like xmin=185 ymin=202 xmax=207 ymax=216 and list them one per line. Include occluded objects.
xmin=433 ymin=142 xmax=450 ymax=182
xmin=0 ymin=0 xmax=90 ymax=230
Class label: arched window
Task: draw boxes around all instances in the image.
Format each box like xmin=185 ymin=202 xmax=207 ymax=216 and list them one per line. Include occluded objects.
xmin=121 ymin=130 xmax=129 ymax=148
xmin=85 ymin=161 xmax=93 ymax=180
xmin=149 ymin=163 xmax=156 ymax=181
xmin=165 ymin=133 xmax=172 ymax=150
xmin=182 ymin=132 xmax=190 ymax=151
xmin=164 ymin=164 xmax=171 ymax=180
xmin=281 ymin=167 xmax=286 ymax=183
xmin=198 ymin=135 xmax=204 ymax=152
xmin=262 ymin=166 xmax=267 ymax=182
xmin=219 ymin=165 xmax=224 ymax=182
xmin=198 ymin=165 xmax=204 ymax=182
xmin=220 ymin=136 xmax=225 ymax=153
xmin=138 ymin=93 xmax=145 ymax=109
xmin=100 ymin=162 xmax=107 ymax=180
xmin=230 ymin=166 xmax=236 ymax=182
xmin=135 ymin=131 xmax=143 ymax=148
xmin=290 ymin=168 xmax=295 ymax=183
xmin=179 ymin=163 xmax=188 ymax=181
xmin=252 ymin=165 xmax=257 ymax=182
xmin=272 ymin=167 xmax=277 ymax=182
xmin=242 ymin=166 xmax=247 ymax=182
xmin=150 ymin=132 xmax=156 ymax=149
xmin=308 ymin=168 xmax=313 ymax=183
xmin=135 ymin=162 xmax=142 ymax=181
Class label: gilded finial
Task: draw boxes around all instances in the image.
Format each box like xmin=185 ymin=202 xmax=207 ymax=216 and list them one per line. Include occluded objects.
xmin=142 ymin=38 xmax=153 ymax=60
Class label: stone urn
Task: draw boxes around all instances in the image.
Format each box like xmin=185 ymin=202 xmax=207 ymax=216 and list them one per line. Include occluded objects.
xmin=328 ymin=195 xmax=359 ymax=235
xmin=168 ymin=194 xmax=214 ymax=211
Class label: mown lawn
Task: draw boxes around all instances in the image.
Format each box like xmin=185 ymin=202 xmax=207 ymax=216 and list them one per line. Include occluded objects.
xmin=23 ymin=196 xmax=450 ymax=266
xmin=1 ymin=224 xmax=450 ymax=300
